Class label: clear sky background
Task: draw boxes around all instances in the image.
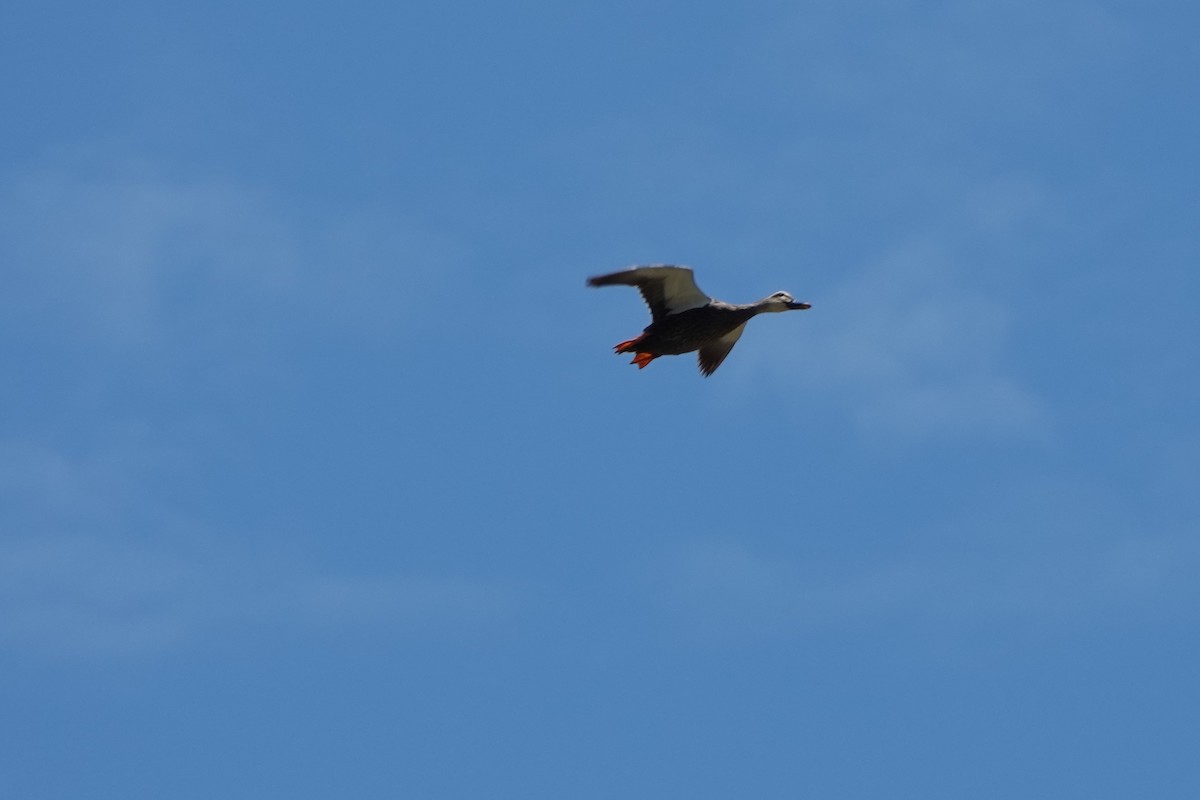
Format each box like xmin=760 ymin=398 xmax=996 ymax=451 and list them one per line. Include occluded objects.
xmin=3 ymin=1 xmax=1198 ymax=797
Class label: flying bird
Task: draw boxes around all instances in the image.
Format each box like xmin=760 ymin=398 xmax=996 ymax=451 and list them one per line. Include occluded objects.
xmin=587 ymin=265 xmax=811 ymax=376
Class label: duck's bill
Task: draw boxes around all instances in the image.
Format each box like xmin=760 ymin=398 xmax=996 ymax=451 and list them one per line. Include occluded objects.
xmin=788 ymin=301 xmax=812 ymax=310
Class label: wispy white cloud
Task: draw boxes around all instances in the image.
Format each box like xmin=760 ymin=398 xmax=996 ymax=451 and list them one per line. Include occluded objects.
xmin=0 ymin=154 xmax=494 ymax=659
xmin=729 ymin=225 xmax=1049 ymax=440
xmin=752 ymin=0 xmax=1132 ymax=117
xmin=657 ymin=531 xmax=1200 ymax=641
xmin=0 ymin=442 xmax=515 ymax=658
xmin=0 ymin=533 xmax=515 ymax=657
xmin=0 ymin=158 xmax=463 ymax=353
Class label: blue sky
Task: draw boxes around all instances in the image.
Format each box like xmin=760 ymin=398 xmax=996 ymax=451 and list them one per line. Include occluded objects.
xmin=3 ymin=0 xmax=1199 ymax=797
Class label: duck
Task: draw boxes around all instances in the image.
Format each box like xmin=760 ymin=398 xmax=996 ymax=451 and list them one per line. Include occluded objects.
xmin=587 ymin=265 xmax=811 ymax=376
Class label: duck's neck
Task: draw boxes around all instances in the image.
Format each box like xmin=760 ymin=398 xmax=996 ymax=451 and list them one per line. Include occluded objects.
xmin=706 ymin=301 xmax=765 ymax=323
xmin=729 ymin=301 xmax=769 ymax=319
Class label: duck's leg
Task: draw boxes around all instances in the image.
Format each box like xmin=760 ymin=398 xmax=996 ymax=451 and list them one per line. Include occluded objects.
xmin=612 ymin=334 xmax=658 ymax=369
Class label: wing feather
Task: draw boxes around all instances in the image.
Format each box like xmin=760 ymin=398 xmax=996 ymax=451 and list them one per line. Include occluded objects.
xmin=587 ymin=265 xmax=711 ymax=322
xmin=697 ymin=323 xmax=746 ymax=376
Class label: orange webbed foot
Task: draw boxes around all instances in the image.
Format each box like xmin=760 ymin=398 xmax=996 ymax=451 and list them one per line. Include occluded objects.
xmin=613 ymin=336 xmax=644 ymax=354
xmin=631 ymin=352 xmax=657 ymax=369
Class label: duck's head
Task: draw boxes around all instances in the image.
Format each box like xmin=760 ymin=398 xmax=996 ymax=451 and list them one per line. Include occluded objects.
xmin=758 ymin=291 xmax=812 ymax=313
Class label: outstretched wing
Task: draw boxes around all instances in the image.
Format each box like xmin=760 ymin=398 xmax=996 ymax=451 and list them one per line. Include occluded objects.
xmin=697 ymin=323 xmax=746 ymax=376
xmin=586 ymin=265 xmax=711 ymax=322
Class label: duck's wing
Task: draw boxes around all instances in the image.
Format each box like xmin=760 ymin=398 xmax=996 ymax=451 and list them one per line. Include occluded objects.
xmin=697 ymin=323 xmax=746 ymax=376
xmin=587 ymin=265 xmax=711 ymax=322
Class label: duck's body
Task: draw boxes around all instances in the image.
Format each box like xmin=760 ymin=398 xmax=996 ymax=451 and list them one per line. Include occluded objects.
xmin=628 ymin=302 xmax=758 ymax=356
xmin=587 ymin=265 xmax=811 ymax=376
